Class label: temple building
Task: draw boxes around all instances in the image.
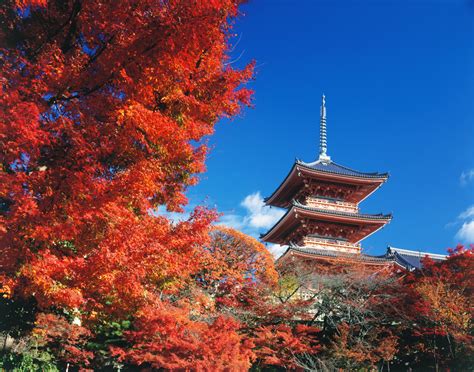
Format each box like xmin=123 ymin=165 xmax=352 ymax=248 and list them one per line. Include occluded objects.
xmin=262 ymin=95 xmax=446 ymax=271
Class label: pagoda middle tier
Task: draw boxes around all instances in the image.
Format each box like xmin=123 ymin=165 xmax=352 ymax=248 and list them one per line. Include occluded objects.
xmin=261 ymin=199 xmax=392 ymax=254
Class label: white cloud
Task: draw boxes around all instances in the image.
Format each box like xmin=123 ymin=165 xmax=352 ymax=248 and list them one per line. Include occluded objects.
xmin=216 ymin=213 xmax=245 ymax=230
xmin=455 ymin=204 xmax=474 ymax=243
xmin=456 ymin=221 xmax=474 ymax=242
xmin=459 ymin=205 xmax=474 ymax=220
xmin=266 ymin=243 xmax=287 ymax=259
xmin=217 ymin=192 xmax=287 ymax=258
xmin=460 ymin=169 xmax=474 ymax=186
xmin=217 ymin=192 xmax=285 ymax=233
xmin=240 ymin=192 xmax=285 ymax=229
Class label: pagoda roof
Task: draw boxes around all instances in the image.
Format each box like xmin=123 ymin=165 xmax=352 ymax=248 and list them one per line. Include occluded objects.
xmin=265 ymin=159 xmax=389 ymax=207
xmin=276 ymin=244 xmax=393 ymax=267
xmin=297 ymin=159 xmax=389 ymax=179
xmin=386 ymin=246 xmax=447 ymax=270
xmin=261 ymin=201 xmax=392 ymax=245
xmin=275 ymin=244 xmax=447 ymax=271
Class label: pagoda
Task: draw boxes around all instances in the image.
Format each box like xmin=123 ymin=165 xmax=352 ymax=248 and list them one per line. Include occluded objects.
xmin=262 ymin=95 xmax=393 ymax=264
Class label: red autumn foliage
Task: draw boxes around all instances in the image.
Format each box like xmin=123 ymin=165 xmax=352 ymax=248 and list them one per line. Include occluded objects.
xmin=0 ymin=0 xmax=253 ymax=300
xmin=400 ymin=245 xmax=473 ymax=333
xmin=252 ymin=324 xmax=320 ymax=368
xmin=33 ymin=313 xmax=93 ymax=366
xmin=201 ymin=228 xmax=321 ymax=368
xmin=110 ymin=303 xmax=254 ymax=371
xmin=1 ymin=0 xmax=253 ymax=289
xmin=199 ymin=227 xmax=278 ymax=301
xmin=331 ymin=322 xmax=398 ymax=366
xmin=393 ymin=245 xmax=474 ymax=368
xmin=1 ymin=0 xmax=257 ymax=369
xmin=13 ymin=0 xmax=47 ymax=9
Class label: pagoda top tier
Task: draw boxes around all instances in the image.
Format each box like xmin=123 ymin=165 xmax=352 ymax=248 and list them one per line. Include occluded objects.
xmin=265 ymin=96 xmax=389 ymax=208
xmin=266 ymin=159 xmax=388 ymax=207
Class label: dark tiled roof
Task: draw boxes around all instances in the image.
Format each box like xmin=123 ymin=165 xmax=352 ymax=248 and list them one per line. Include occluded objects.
xmin=297 ymin=159 xmax=389 ymax=179
xmin=292 ymin=201 xmax=392 ymax=221
xmin=387 ymin=246 xmax=447 ymax=270
xmin=277 ymin=245 xmax=447 ymax=271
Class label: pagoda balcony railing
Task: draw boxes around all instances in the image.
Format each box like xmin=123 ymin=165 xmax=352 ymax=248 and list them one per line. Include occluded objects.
xmin=305 ymin=197 xmax=358 ymax=213
xmin=302 ymin=236 xmax=361 ymax=250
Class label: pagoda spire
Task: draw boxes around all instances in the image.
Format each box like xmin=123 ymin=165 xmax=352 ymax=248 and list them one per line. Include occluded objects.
xmin=319 ymin=94 xmax=331 ymax=163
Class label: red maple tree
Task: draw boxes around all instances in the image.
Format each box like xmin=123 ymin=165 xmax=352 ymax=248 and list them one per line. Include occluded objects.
xmin=1 ymin=0 xmax=255 ymax=368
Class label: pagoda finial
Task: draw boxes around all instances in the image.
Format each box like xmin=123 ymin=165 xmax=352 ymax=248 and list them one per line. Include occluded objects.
xmin=319 ymin=94 xmax=331 ymax=162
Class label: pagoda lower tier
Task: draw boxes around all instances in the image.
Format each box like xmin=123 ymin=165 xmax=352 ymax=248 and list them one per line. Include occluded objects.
xmin=277 ymin=245 xmax=447 ymax=272
xmin=261 ymin=201 xmax=392 ymax=254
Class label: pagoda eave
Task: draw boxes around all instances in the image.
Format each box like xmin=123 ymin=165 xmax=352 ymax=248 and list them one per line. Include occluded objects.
xmin=265 ymin=163 xmax=388 ymax=208
xmin=277 ymin=246 xmax=394 ymax=267
xmin=261 ymin=204 xmax=392 ymax=245
xmin=297 ymin=161 xmax=389 ymax=182
xmin=276 ymin=245 xmax=448 ymax=272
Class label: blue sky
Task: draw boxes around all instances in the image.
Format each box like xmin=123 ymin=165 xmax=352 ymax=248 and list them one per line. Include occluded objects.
xmin=184 ymin=0 xmax=474 ymax=257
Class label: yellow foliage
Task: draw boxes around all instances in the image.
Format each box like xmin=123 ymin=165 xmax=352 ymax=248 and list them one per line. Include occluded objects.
xmin=416 ymin=281 xmax=471 ymax=333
